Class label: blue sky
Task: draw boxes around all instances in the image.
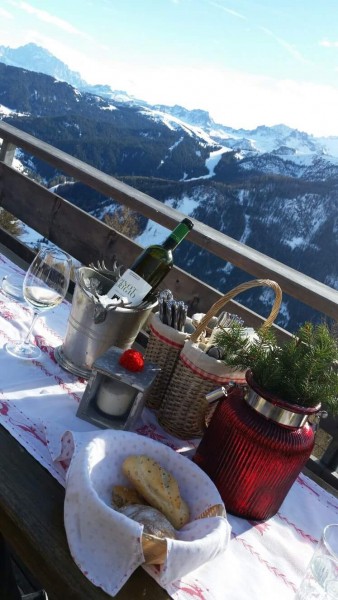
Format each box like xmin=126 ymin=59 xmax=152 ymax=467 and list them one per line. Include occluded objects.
xmin=1 ymin=0 xmax=338 ymax=136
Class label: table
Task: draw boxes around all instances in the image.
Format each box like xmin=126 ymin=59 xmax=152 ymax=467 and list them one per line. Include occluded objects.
xmin=1 ymin=250 xmax=338 ymax=600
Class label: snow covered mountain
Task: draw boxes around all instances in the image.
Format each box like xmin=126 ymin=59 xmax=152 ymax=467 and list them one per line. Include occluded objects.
xmin=0 ymin=48 xmax=337 ymax=331
xmin=2 ymin=43 xmax=338 ymax=180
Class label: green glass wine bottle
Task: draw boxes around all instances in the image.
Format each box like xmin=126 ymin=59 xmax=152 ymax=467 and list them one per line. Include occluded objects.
xmin=107 ymin=218 xmax=194 ymax=305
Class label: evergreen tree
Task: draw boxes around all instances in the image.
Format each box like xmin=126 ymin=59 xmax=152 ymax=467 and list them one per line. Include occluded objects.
xmin=0 ymin=209 xmax=23 ymax=236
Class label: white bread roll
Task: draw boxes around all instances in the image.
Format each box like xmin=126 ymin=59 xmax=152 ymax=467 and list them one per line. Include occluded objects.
xmin=119 ymin=504 xmax=176 ymax=539
xmin=122 ymin=455 xmax=190 ymax=529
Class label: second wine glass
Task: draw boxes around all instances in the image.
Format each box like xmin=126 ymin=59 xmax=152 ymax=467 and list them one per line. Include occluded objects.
xmin=5 ymin=246 xmax=72 ymax=360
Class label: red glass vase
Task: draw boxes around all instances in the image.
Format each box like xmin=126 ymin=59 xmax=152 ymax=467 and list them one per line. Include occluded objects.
xmin=193 ymin=370 xmax=321 ymax=521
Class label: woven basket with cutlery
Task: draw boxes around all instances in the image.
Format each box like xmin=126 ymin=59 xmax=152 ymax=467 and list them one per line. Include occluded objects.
xmin=157 ymin=279 xmax=282 ymax=439
xmin=144 ymin=312 xmax=190 ymax=409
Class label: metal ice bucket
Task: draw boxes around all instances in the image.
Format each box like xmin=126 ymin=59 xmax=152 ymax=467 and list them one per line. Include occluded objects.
xmin=55 ymin=266 xmax=157 ymax=378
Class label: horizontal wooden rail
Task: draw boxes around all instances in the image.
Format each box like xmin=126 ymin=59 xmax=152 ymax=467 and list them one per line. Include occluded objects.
xmin=1 ymin=162 xmax=283 ymax=332
xmin=0 ymin=120 xmax=337 ymax=320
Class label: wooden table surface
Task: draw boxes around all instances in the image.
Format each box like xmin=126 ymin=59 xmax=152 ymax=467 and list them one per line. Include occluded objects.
xmin=0 ymin=424 xmax=170 ymax=600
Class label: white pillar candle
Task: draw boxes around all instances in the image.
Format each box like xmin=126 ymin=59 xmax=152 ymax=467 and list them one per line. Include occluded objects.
xmin=96 ymin=378 xmax=137 ymax=417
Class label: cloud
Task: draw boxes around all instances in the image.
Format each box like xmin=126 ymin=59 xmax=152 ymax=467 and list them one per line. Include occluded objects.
xmin=260 ymin=27 xmax=309 ymax=64
xmin=203 ymin=5 xmax=307 ymax=62
xmin=0 ymin=7 xmax=13 ymax=18
xmin=91 ymin=62 xmax=337 ymax=136
xmin=9 ymin=1 xmax=86 ymax=36
xmin=207 ymin=1 xmax=246 ymax=20
xmin=320 ymin=39 xmax=338 ymax=48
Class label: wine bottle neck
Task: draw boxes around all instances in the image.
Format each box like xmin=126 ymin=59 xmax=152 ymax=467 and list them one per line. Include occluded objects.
xmin=162 ymin=219 xmax=193 ymax=250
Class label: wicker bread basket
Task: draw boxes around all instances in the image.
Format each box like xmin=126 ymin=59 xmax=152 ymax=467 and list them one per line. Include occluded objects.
xmin=158 ymin=279 xmax=282 ymax=439
xmin=144 ymin=313 xmax=189 ymax=410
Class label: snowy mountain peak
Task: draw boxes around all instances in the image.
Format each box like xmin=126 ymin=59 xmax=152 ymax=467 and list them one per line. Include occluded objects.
xmin=252 ymin=123 xmax=294 ymax=136
xmin=0 ymin=43 xmax=87 ymax=89
xmin=152 ymin=104 xmax=214 ymax=129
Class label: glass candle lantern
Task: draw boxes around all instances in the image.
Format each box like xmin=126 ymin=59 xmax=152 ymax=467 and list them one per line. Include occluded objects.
xmin=193 ymin=372 xmax=322 ymax=521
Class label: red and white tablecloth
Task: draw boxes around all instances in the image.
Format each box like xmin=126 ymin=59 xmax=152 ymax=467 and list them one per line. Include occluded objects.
xmin=1 ymin=251 xmax=338 ymax=600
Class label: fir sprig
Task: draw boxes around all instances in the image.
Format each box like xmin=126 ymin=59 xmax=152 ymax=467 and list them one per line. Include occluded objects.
xmin=213 ymin=321 xmax=254 ymax=364
xmin=214 ymin=321 xmax=338 ymax=414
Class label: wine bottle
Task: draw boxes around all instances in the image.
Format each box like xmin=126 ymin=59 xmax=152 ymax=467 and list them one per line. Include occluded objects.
xmin=107 ymin=218 xmax=193 ymax=305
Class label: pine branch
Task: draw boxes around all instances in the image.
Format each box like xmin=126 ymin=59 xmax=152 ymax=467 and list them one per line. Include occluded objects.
xmin=213 ymin=321 xmax=338 ymax=413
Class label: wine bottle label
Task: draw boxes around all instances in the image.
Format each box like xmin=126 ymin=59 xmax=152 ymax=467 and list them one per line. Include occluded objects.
xmin=106 ymin=269 xmax=152 ymax=305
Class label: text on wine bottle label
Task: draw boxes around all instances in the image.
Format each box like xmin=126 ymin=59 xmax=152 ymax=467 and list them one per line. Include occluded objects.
xmin=106 ymin=269 xmax=152 ymax=305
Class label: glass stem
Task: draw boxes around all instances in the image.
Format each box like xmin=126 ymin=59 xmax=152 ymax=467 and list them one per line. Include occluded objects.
xmin=22 ymin=311 xmax=40 ymax=345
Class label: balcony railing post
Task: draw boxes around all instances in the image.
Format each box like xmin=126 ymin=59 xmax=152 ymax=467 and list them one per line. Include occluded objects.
xmin=0 ymin=140 xmax=16 ymax=166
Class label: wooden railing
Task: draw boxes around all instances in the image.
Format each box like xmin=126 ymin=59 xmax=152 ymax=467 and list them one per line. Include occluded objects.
xmin=0 ymin=120 xmax=337 ymax=488
xmin=0 ymin=120 xmax=337 ymax=322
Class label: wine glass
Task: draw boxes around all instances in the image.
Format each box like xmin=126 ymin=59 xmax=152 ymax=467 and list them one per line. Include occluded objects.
xmin=5 ymin=247 xmax=72 ymax=360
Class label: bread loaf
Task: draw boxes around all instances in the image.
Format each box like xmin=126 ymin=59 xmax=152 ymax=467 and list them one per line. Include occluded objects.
xmin=112 ymin=485 xmax=146 ymax=509
xmin=119 ymin=504 xmax=176 ymax=539
xmin=122 ymin=455 xmax=190 ymax=529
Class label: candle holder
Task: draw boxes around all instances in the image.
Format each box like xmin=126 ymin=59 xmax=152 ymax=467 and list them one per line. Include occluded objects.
xmin=76 ymin=346 xmax=160 ymax=431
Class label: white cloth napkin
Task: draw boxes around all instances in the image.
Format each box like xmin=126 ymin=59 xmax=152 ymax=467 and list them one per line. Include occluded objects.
xmin=60 ymin=429 xmax=231 ymax=597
